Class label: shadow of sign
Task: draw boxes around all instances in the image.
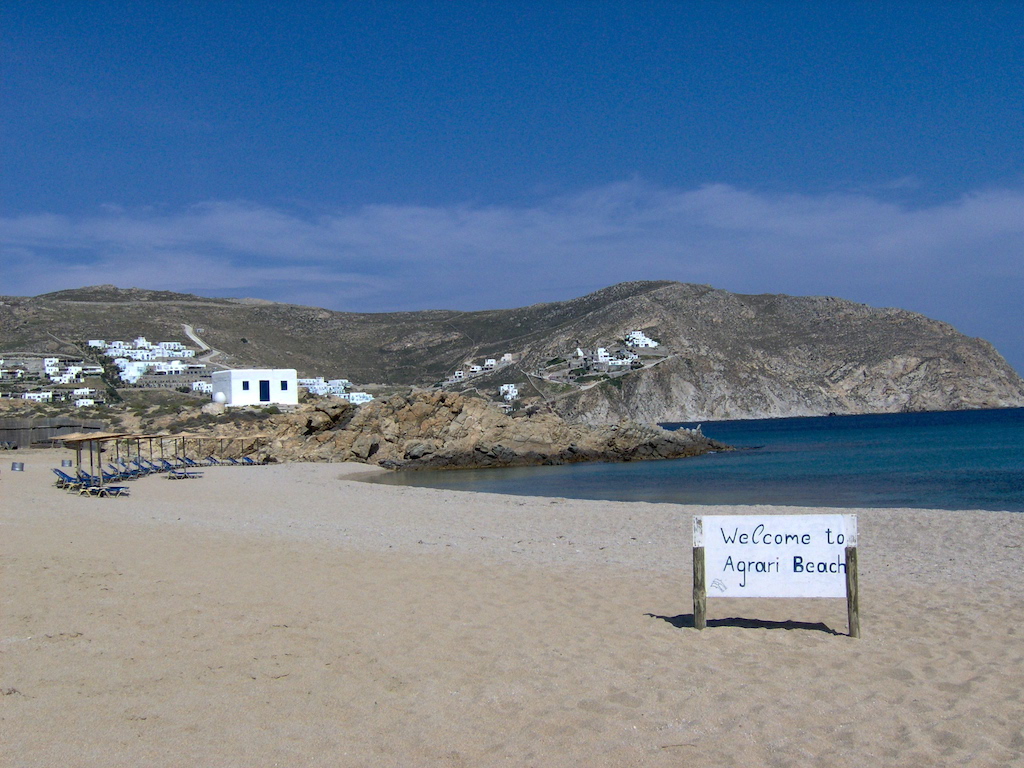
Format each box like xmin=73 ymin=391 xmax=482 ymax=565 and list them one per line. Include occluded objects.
xmin=645 ymin=612 xmax=843 ymax=636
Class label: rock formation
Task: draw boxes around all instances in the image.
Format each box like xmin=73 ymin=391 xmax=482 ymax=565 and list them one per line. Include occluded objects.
xmin=222 ymin=392 xmax=726 ymax=469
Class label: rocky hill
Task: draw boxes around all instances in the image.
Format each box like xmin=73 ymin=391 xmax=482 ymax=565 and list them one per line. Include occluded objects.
xmin=3 ymin=281 xmax=1022 ymax=423
xmin=238 ymin=391 xmax=725 ymax=469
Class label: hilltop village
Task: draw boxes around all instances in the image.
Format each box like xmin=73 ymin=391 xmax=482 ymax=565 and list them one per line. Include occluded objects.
xmin=441 ymin=329 xmax=666 ymax=407
xmin=0 ymin=328 xmax=666 ymax=415
xmin=0 ymin=334 xmax=374 ymax=411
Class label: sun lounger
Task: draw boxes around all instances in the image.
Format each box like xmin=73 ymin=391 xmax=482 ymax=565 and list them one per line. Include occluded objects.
xmin=52 ymin=468 xmax=86 ymax=490
xmin=77 ymin=484 xmax=131 ymax=497
xmin=75 ymin=470 xmax=103 ymax=486
xmin=130 ymin=458 xmax=156 ymax=475
xmin=166 ymin=470 xmax=203 ymax=480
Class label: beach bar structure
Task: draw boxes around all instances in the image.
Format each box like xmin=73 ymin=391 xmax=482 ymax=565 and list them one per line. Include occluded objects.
xmin=53 ymin=431 xmax=131 ymax=486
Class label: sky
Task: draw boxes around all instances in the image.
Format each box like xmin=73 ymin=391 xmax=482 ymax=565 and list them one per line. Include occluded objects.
xmin=2 ymin=1 xmax=1023 ymax=372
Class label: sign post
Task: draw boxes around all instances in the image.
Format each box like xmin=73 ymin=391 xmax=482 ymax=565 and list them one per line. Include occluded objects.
xmin=693 ymin=514 xmax=859 ymax=637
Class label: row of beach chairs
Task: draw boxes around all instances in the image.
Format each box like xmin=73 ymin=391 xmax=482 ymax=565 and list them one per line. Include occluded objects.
xmin=52 ymin=454 xmax=267 ymax=496
xmin=52 ymin=457 xmax=200 ymax=495
xmin=204 ymin=455 xmax=265 ymax=467
xmin=52 ymin=468 xmax=132 ymax=497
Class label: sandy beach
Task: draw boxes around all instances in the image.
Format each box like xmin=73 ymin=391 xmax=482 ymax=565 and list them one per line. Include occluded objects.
xmin=2 ymin=450 xmax=1022 ymax=767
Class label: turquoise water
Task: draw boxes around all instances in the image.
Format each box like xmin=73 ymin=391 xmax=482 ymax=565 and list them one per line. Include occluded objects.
xmin=368 ymin=408 xmax=1024 ymax=512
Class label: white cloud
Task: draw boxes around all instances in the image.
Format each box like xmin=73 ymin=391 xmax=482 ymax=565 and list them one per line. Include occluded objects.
xmin=2 ymin=181 xmax=1023 ymax=368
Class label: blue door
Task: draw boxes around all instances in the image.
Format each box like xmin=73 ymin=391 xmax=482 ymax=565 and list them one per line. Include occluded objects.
xmin=259 ymin=380 xmax=271 ymax=402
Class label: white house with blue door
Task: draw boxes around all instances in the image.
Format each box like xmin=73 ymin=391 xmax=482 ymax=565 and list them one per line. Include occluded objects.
xmin=211 ymin=368 xmax=299 ymax=407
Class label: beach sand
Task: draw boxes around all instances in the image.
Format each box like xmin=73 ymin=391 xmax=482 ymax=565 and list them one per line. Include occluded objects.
xmin=2 ymin=451 xmax=1022 ymax=766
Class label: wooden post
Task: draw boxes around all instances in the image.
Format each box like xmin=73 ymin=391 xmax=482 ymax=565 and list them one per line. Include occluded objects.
xmin=692 ymin=517 xmax=706 ymax=630
xmin=693 ymin=546 xmax=707 ymax=630
xmin=845 ymin=545 xmax=860 ymax=638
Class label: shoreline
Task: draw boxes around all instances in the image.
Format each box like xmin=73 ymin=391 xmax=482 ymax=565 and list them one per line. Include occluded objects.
xmin=3 ymin=450 xmax=1022 ymax=766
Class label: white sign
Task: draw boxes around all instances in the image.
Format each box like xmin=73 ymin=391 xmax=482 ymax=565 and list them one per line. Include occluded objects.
xmin=695 ymin=514 xmax=857 ymax=598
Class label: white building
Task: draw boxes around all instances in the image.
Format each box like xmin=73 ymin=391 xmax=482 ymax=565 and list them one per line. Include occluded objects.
xmin=74 ymin=398 xmax=95 ymax=408
xmin=211 ymin=369 xmax=298 ymax=407
xmin=339 ymin=392 xmax=374 ymax=405
xmin=192 ymin=381 xmax=213 ymax=394
xmin=499 ymin=384 xmax=519 ymax=402
xmin=298 ymin=376 xmax=353 ymax=397
xmin=23 ymin=391 xmax=53 ymax=402
xmin=151 ymin=360 xmax=188 ymax=375
xmin=115 ymin=360 xmax=152 ymax=383
xmin=483 ymin=358 xmax=497 ymax=370
xmin=626 ymin=330 xmax=659 ymax=348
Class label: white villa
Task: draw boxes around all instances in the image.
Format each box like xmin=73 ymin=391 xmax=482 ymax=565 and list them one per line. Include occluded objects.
xmin=0 ymin=359 xmax=25 ymax=380
xmin=90 ymin=337 xmax=197 ymax=363
xmin=450 ymin=352 xmax=514 ymax=382
xmin=626 ymin=330 xmax=659 ymax=348
xmin=211 ymin=369 xmax=299 ymax=407
xmin=296 ymin=377 xmax=372 ymax=404
xmin=298 ymin=377 xmax=353 ymax=397
xmin=339 ymin=392 xmax=374 ymax=405
xmin=499 ymin=384 xmax=519 ymax=402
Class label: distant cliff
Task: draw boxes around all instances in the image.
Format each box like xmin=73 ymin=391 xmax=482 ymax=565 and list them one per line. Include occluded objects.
xmin=527 ymin=284 xmax=1024 ymax=423
xmin=3 ymin=281 xmax=1023 ymax=423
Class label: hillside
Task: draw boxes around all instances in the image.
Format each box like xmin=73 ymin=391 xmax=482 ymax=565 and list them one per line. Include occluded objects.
xmin=2 ymin=281 xmax=1022 ymax=423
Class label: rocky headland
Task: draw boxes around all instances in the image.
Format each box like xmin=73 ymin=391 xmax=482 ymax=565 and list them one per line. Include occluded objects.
xmin=207 ymin=391 xmax=727 ymax=470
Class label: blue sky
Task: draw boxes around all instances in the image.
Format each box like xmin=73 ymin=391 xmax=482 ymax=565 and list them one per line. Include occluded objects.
xmin=2 ymin=2 xmax=1023 ymax=372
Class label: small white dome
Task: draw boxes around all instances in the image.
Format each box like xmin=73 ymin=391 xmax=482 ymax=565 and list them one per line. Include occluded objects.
xmin=213 ymin=391 xmax=227 ymax=404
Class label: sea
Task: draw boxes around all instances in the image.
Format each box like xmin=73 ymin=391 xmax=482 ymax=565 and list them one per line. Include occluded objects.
xmin=368 ymin=408 xmax=1024 ymax=512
